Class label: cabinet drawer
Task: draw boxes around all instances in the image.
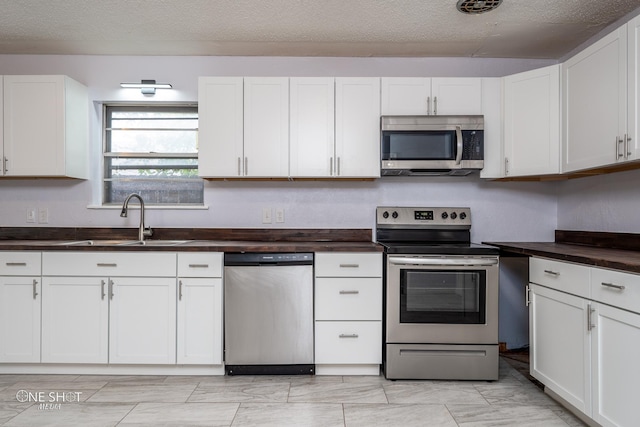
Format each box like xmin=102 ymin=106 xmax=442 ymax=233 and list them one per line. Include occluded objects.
xmin=0 ymin=252 xmax=41 ymax=275
xmin=42 ymin=252 xmax=176 ymax=277
xmin=177 ymin=253 xmax=223 ymax=277
xmin=315 ymin=252 xmax=382 ymax=277
xmin=315 ymin=321 xmax=381 ymax=364
xmin=315 ymin=277 xmax=381 ymax=320
xmin=530 ymin=257 xmax=590 ymax=298
xmin=591 ymin=267 xmax=640 ymax=314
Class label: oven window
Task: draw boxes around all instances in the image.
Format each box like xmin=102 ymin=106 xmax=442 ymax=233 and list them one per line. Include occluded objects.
xmin=381 ymin=131 xmax=455 ymax=160
xmin=400 ymin=269 xmax=486 ymax=324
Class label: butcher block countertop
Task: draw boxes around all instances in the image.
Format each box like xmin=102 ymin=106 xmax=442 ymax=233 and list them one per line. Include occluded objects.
xmin=0 ymin=227 xmax=383 ymax=253
xmin=486 ymin=230 xmax=640 ymax=274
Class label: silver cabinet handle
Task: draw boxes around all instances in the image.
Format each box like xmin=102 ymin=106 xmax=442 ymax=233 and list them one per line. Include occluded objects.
xmin=337 ymin=157 xmax=341 ymax=176
xmin=339 ymin=334 xmax=359 ymax=338
xmin=5 ymin=262 xmax=27 ymax=267
xmin=179 ymin=280 xmax=183 ymax=301
xmin=237 ymin=157 xmax=242 ymax=176
xmin=626 ymin=134 xmax=632 ymax=157
xmin=97 ymin=263 xmax=117 ymax=268
xmin=616 ymin=136 xmax=624 ymax=159
xmin=109 ymin=280 xmax=114 ymax=300
xmin=434 ymin=96 xmax=438 ymax=115
xmin=525 ymin=284 xmax=531 ymax=307
xmin=543 ymin=269 xmax=560 ymax=276
xmin=188 ymin=264 xmax=209 ymax=268
xmin=244 ymin=157 xmax=248 ymax=175
xmin=454 ymin=125 xmax=463 ymax=165
xmin=101 ymin=280 xmax=106 ymax=300
xmin=32 ymin=279 xmax=38 ymax=299
xmin=601 ymin=282 xmax=625 ymax=291
xmin=339 ymin=290 xmax=359 ymax=295
xmin=587 ymin=303 xmax=596 ymax=331
xmin=427 ymin=96 xmax=431 ymax=115
xmin=3 ymin=157 xmax=7 ymax=174
xmin=330 ymin=157 xmax=333 ymax=176
xmin=504 ymin=157 xmax=509 ymax=176
xmin=339 ymin=263 xmax=359 ymax=268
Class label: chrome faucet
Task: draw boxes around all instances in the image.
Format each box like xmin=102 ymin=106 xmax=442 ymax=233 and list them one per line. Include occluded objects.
xmin=120 ymin=193 xmax=153 ymax=242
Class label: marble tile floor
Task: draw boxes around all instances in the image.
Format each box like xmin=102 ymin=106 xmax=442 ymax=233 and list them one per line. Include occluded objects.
xmin=0 ymin=358 xmax=586 ymax=427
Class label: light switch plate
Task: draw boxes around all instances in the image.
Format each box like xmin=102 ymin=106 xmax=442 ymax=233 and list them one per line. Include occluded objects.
xmin=38 ymin=207 xmax=49 ymax=224
xmin=26 ymin=208 xmax=37 ymax=223
xmin=275 ymin=208 xmax=285 ymax=223
xmin=262 ymin=207 xmax=272 ymax=224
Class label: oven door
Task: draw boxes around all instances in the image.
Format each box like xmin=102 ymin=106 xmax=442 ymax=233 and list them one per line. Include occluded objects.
xmin=386 ymin=255 xmax=499 ymax=344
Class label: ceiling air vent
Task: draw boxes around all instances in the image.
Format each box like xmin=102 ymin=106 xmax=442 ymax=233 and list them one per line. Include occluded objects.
xmin=456 ymin=0 xmax=503 ymax=14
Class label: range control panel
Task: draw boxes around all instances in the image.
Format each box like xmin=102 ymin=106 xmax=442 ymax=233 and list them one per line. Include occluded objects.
xmin=376 ymin=207 xmax=471 ymax=227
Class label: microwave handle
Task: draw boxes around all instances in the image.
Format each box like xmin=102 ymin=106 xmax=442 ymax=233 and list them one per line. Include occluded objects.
xmin=455 ymin=126 xmax=463 ymax=165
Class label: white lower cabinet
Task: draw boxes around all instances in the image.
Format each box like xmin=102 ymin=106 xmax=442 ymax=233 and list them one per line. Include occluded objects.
xmin=530 ymin=257 xmax=640 ymax=427
xmin=41 ymin=276 xmax=109 ymax=363
xmin=42 ymin=252 xmax=177 ymax=365
xmin=314 ymin=252 xmax=382 ymax=375
xmin=0 ymin=252 xmax=41 ymax=363
xmin=176 ymin=253 xmax=223 ymax=365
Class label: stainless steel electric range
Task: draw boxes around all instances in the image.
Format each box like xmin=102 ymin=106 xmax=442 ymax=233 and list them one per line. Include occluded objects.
xmin=377 ymin=206 xmax=500 ymax=380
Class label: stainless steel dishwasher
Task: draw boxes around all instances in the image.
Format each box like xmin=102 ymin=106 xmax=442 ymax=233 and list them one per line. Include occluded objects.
xmin=224 ymin=252 xmax=314 ymax=375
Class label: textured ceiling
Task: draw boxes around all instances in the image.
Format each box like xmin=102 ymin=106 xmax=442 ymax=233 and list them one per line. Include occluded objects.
xmin=0 ymin=0 xmax=639 ymax=58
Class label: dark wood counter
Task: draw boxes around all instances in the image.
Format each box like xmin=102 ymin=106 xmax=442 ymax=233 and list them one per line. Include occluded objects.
xmin=486 ymin=230 xmax=640 ymax=274
xmin=0 ymin=227 xmax=383 ymax=253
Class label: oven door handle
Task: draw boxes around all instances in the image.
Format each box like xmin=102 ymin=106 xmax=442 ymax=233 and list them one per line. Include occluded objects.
xmin=388 ymin=257 xmax=498 ymax=267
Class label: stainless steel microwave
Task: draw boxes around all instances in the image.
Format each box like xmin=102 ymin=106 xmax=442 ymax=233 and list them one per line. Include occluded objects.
xmin=381 ymin=115 xmax=484 ymax=176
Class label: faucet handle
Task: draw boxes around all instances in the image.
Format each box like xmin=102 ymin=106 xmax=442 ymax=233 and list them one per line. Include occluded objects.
xmin=143 ymin=227 xmax=153 ymax=238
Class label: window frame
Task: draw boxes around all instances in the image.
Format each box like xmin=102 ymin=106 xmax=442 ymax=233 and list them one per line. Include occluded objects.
xmin=101 ymin=103 xmax=203 ymax=207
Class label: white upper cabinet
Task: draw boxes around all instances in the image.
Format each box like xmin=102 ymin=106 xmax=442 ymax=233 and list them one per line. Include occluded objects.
xmin=2 ymin=75 xmax=88 ymax=179
xmin=198 ymin=77 xmax=244 ymax=177
xmin=563 ymin=25 xmax=628 ymax=172
xmin=381 ymin=77 xmax=482 ymax=116
xmin=289 ymin=77 xmax=335 ymax=177
xmin=243 ymin=77 xmax=289 ymax=177
xmin=627 ymin=15 xmax=640 ymax=162
xmin=335 ymin=77 xmax=381 ymax=178
xmin=503 ymin=65 xmax=561 ymax=177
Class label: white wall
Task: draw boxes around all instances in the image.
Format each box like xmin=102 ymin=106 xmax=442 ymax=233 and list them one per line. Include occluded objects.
xmin=0 ymin=54 xmax=558 ymax=243
xmin=557 ymin=168 xmax=640 ymax=233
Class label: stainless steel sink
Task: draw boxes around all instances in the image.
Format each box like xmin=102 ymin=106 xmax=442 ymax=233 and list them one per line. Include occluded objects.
xmin=52 ymin=239 xmax=192 ymax=247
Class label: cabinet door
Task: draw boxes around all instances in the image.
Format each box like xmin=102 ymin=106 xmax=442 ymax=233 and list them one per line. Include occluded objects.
xmin=177 ymin=277 xmax=223 ymax=364
xmin=504 ymin=65 xmax=560 ymax=176
xmin=381 ymin=77 xmax=431 ymax=115
xmin=3 ymin=75 xmax=65 ymax=176
xmin=529 ymin=284 xmax=591 ymax=416
xmin=41 ymin=276 xmax=109 ymax=363
xmin=628 ymin=15 xmax=640 ymax=162
xmin=243 ymin=77 xmax=289 ymax=177
xmin=431 ymin=78 xmax=482 ymax=115
xmin=198 ymin=77 xmax=244 ymax=177
xmin=591 ymin=303 xmax=640 ymax=427
xmin=335 ymin=78 xmax=380 ymax=177
xmin=0 ymin=276 xmax=40 ymax=362
xmin=0 ymin=76 xmax=3 ymax=176
xmin=290 ymin=77 xmax=335 ymax=177
xmin=109 ymin=277 xmax=176 ymax=364
xmin=563 ymin=25 xmax=627 ymax=172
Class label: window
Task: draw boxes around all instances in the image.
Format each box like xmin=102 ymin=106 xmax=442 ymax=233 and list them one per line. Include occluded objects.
xmin=103 ymin=105 xmax=203 ymax=206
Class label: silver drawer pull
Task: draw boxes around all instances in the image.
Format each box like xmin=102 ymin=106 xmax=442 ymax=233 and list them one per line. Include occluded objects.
xmin=339 ymin=264 xmax=359 ymax=268
xmin=601 ymin=282 xmax=625 ymax=291
xmin=339 ymin=334 xmax=359 ymax=339
xmin=5 ymin=262 xmax=27 ymax=267
xmin=543 ymin=270 xmax=560 ymax=276
xmin=188 ymin=264 xmax=209 ymax=268
xmin=97 ymin=263 xmax=117 ymax=267
xmin=339 ymin=290 xmax=360 ymax=295
xmin=32 ymin=279 xmax=38 ymax=300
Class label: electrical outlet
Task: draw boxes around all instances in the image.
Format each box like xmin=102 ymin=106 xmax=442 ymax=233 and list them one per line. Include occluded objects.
xmin=38 ymin=207 xmax=49 ymax=224
xmin=275 ymin=208 xmax=285 ymax=223
xmin=26 ymin=207 xmax=37 ymax=223
xmin=262 ymin=207 xmax=272 ymax=224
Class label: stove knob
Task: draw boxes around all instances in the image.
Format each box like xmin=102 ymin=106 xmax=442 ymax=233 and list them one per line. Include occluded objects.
xmin=441 ymin=212 xmax=448 ymax=219
xmin=450 ymin=212 xmax=457 ymax=220
xmin=382 ymin=211 xmax=389 ymax=219
xmin=392 ymin=211 xmax=399 ymax=219
xmin=460 ymin=212 xmax=467 ymax=220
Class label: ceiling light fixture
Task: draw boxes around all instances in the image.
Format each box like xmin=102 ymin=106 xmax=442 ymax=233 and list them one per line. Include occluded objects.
xmin=456 ymin=0 xmax=502 ymax=14
xmin=120 ymin=79 xmax=172 ymax=95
